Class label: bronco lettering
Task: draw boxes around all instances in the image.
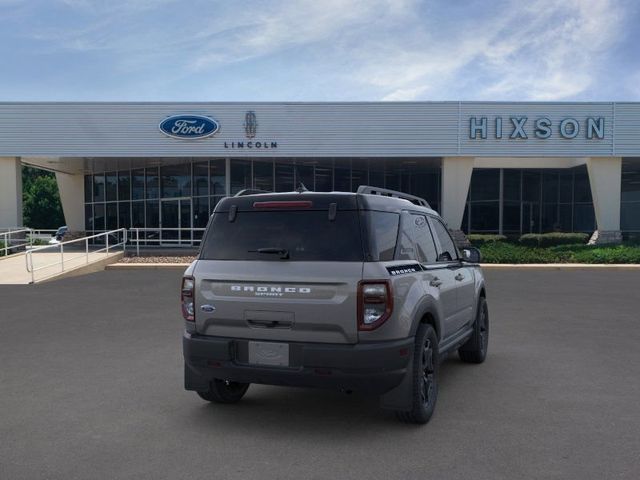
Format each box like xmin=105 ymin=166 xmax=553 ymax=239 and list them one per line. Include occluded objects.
xmin=230 ymin=285 xmax=311 ymax=294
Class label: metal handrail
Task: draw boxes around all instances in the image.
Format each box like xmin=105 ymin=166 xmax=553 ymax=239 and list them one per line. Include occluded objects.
xmin=128 ymin=228 xmax=206 ymax=256
xmin=25 ymin=228 xmax=127 ymax=284
xmin=0 ymin=228 xmax=63 ymax=258
xmin=1 ymin=228 xmax=33 ymax=257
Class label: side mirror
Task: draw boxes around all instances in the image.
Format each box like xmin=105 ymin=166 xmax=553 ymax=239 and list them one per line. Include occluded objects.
xmin=462 ymin=247 xmax=482 ymax=263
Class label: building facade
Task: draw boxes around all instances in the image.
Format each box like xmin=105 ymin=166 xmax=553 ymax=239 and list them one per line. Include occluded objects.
xmin=1 ymin=102 xmax=639 ymax=244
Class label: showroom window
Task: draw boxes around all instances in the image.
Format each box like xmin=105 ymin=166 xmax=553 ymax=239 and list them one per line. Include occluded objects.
xmin=621 ymin=158 xmax=640 ymax=235
xmin=462 ymin=166 xmax=595 ymax=235
xmin=83 ymin=157 xmax=440 ymax=245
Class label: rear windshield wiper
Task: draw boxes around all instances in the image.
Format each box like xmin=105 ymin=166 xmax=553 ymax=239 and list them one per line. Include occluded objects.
xmin=248 ymin=247 xmax=290 ymax=260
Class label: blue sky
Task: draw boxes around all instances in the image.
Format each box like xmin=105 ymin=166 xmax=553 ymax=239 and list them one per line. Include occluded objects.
xmin=1 ymin=0 xmax=639 ymax=101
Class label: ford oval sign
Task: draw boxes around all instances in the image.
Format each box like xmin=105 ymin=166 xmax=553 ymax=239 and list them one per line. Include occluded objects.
xmin=159 ymin=114 xmax=219 ymax=139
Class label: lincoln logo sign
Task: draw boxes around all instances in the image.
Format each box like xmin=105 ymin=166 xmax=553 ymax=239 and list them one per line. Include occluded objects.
xmin=244 ymin=110 xmax=257 ymax=138
xmin=159 ymin=114 xmax=219 ymax=139
xmin=469 ymin=116 xmax=605 ymax=140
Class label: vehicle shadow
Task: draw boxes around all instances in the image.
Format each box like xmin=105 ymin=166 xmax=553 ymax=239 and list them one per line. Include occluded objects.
xmin=179 ymin=355 xmax=472 ymax=437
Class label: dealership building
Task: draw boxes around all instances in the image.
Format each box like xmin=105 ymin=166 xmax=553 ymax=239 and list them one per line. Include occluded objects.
xmin=1 ymin=101 xmax=639 ymax=245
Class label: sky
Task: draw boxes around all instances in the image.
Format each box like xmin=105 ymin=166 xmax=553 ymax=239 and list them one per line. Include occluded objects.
xmin=0 ymin=0 xmax=639 ymax=101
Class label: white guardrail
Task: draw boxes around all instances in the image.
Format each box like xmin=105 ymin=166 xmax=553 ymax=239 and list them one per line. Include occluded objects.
xmin=1 ymin=228 xmax=32 ymax=257
xmin=0 ymin=228 xmax=59 ymax=257
xmin=128 ymin=228 xmax=206 ymax=256
xmin=25 ymin=228 xmax=127 ymax=283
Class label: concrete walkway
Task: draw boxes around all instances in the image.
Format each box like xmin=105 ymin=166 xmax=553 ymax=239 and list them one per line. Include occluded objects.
xmin=0 ymin=249 xmax=124 ymax=284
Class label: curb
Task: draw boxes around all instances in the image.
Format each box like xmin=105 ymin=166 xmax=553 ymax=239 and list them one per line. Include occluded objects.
xmin=106 ymin=263 xmax=190 ymax=270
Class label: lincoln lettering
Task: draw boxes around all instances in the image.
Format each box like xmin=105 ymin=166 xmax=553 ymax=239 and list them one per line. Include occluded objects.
xmin=469 ymin=116 xmax=605 ymax=140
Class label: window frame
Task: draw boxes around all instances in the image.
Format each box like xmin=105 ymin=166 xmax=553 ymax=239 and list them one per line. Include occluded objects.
xmin=427 ymin=216 xmax=460 ymax=263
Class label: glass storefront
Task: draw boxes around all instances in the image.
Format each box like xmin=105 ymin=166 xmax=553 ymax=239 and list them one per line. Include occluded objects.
xmin=622 ymin=158 xmax=640 ymax=236
xmin=83 ymin=157 xmax=639 ymax=242
xmin=83 ymin=157 xmax=441 ymax=245
xmin=461 ymin=166 xmax=596 ymax=235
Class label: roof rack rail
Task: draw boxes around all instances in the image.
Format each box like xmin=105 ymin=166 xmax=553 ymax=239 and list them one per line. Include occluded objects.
xmin=356 ymin=185 xmax=431 ymax=208
xmin=234 ymin=188 xmax=271 ymax=197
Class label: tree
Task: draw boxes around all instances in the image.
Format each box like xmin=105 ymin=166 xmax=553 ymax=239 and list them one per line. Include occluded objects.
xmin=22 ymin=167 xmax=65 ymax=229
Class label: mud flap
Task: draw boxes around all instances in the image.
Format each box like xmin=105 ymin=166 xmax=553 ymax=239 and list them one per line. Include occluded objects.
xmin=184 ymin=363 xmax=210 ymax=392
xmin=379 ymin=359 xmax=414 ymax=411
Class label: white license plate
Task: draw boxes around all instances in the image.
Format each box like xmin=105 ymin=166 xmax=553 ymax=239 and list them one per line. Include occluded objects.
xmin=248 ymin=341 xmax=290 ymax=367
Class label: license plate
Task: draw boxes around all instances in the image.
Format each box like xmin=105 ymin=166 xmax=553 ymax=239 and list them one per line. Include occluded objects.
xmin=248 ymin=341 xmax=290 ymax=367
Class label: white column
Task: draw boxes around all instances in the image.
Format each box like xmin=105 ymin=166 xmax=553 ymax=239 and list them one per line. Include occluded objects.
xmin=585 ymin=157 xmax=622 ymax=243
xmin=441 ymin=156 xmax=474 ymax=229
xmin=0 ymin=157 xmax=23 ymax=228
xmin=55 ymin=172 xmax=85 ymax=231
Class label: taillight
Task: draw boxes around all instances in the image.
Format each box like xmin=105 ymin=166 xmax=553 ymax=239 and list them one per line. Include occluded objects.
xmin=181 ymin=276 xmax=195 ymax=322
xmin=358 ymin=280 xmax=393 ymax=331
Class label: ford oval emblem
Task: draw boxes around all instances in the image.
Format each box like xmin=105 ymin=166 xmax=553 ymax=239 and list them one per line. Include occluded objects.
xmin=159 ymin=114 xmax=219 ymax=139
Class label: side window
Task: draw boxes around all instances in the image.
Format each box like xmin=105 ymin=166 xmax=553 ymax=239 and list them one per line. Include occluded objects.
xmin=396 ymin=213 xmax=438 ymax=263
xmin=430 ymin=218 xmax=458 ymax=262
xmin=396 ymin=213 xmax=419 ymax=261
xmin=412 ymin=214 xmax=438 ymax=264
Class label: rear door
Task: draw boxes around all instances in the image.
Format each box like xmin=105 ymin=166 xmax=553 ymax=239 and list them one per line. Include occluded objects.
xmin=428 ymin=217 xmax=475 ymax=334
xmin=194 ymin=199 xmax=364 ymax=344
xmin=401 ymin=212 xmax=458 ymax=338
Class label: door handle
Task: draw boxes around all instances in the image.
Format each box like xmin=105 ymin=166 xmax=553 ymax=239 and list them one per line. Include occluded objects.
xmin=429 ymin=277 xmax=443 ymax=287
xmin=455 ymin=273 xmax=465 ymax=281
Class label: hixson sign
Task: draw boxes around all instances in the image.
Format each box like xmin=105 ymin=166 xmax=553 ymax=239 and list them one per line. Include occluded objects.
xmin=469 ymin=116 xmax=605 ymax=140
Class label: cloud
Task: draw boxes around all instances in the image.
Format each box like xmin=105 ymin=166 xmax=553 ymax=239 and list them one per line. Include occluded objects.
xmin=188 ymin=0 xmax=416 ymax=71
xmin=350 ymin=0 xmax=628 ymax=101
xmin=476 ymin=0 xmax=625 ymax=100
xmin=3 ymin=0 xmax=635 ymax=100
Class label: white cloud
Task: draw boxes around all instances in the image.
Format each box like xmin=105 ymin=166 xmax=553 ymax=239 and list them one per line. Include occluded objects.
xmin=475 ymin=0 xmax=624 ymax=100
xmin=188 ymin=0 xmax=416 ymax=71
xmin=10 ymin=0 xmax=632 ymax=100
xmin=347 ymin=0 xmax=627 ymax=101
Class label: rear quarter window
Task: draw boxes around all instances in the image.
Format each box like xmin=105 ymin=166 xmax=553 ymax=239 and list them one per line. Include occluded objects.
xmin=365 ymin=211 xmax=399 ymax=261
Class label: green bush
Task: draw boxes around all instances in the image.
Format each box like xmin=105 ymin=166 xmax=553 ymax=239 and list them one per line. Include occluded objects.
xmin=478 ymin=242 xmax=570 ymax=263
xmin=0 ymin=240 xmax=5 ymax=257
xmin=478 ymin=242 xmax=640 ymax=264
xmin=467 ymin=234 xmax=507 ymax=246
xmin=570 ymin=245 xmax=640 ymax=264
xmin=519 ymin=232 xmax=589 ymax=247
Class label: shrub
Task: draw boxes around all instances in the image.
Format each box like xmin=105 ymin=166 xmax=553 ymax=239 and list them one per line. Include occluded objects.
xmin=0 ymin=240 xmax=5 ymax=256
xmin=570 ymin=245 xmax=640 ymax=264
xmin=478 ymin=242 xmax=571 ymax=264
xmin=467 ymin=234 xmax=507 ymax=246
xmin=519 ymin=232 xmax=589 ymax=248
xmin=478 ymin=242 xmax=640 ymax=264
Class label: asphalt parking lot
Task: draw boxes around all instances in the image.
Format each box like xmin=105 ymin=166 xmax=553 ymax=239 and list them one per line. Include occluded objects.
xmin=1 ymin=268 xmax=640 ymax=480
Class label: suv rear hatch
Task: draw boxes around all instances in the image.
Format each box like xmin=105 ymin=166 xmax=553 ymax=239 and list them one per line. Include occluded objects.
xmin=194 ymin=194 xmax=364 ymax=344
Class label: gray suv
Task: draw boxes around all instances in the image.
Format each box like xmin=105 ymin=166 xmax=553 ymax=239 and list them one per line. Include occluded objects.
xmin=182 ymin=186 xmax=488 ymax=424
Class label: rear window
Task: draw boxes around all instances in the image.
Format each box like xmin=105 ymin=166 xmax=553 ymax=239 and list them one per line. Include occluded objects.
xmin=200 ymin=210 xmax=364 ymax=261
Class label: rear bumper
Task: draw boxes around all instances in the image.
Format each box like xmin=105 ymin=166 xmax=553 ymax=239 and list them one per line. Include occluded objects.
xmin=183 ymin=332 xmax=413 ymax=394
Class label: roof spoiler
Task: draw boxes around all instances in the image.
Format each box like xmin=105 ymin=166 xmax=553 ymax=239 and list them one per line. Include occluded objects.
xmin=356 ymin=185 xmax=431 ymax=208
xmin=234 ymin=188 xmax=272 ymax=197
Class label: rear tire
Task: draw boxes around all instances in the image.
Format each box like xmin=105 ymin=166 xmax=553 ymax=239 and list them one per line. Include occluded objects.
xmin=458 ymin=296 xmax=489 ymax=364
xmin=396 ymin=324 xmax=438 ymax=424
xmin=197 ymin=379 xmax=250 ymax=404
